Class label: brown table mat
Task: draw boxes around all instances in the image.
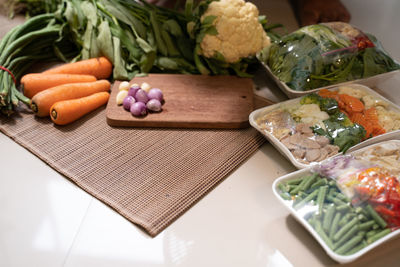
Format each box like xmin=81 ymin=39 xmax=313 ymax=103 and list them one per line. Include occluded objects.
xmin=0 ymin=107 xmax=265 ymax=236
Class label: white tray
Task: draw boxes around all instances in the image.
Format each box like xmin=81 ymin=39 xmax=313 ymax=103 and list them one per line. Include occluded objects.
xmin=261 ymin=61 xmax=400 ymax=99
xmin=272 ymin=140 xmax=400 ymax=264
xmin=249 ymin=83 xmax=400 ymax=169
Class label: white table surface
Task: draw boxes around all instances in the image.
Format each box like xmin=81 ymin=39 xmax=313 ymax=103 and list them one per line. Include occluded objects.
xmin=1 ymin=1 xmax=400 ymax=267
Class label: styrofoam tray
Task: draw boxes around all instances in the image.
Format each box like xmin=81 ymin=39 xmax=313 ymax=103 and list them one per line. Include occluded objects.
xmin=261 ymin=61 xmax=400 ymax=99
xmin=272 ymin=140 xmax=400 ymax=264
xmin=249 ymin=83 xmax=400 ymax=169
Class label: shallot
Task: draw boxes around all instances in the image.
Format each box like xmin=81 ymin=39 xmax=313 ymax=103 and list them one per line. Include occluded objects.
xmin=130 ymin=102 xmax=147 ymax=116
xmin=135 ymin=89 xmax=149 ymax=104
xmin=128 ymin=85 xmax=140 ymax=97
xmin=123 ymin=95 xmax=135 ymax=110
xmin=146 ymin=99 xmax=162 ymax=112
xmin=147 ymin=88 xmax=163 ymax=102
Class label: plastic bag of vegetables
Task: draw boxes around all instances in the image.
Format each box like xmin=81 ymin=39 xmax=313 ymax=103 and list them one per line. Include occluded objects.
xmin=263 ymin=22 xmax=400 ymax=91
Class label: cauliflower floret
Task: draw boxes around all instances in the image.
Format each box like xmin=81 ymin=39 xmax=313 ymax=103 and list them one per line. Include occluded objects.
xmin=290 ymin=104 xmax=329 ymax=128
xmin=200 ymin=0 xmax=271 ymax=63
xmin=376 ymin=106 xmax=400 ymax=131
xmin=362 ymin=95 xmax=389 ymax=110
xmin=338 ymin=86 xmax=366 ymax=99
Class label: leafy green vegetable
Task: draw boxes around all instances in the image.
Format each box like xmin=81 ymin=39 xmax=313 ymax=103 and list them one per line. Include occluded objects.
xmin=7 ymin=0 xmax=281 ymax=80
xmin=312 ymin=112 xmax=366 ymax=153
xmin=266 ymin=24 xmax=400 ymax=91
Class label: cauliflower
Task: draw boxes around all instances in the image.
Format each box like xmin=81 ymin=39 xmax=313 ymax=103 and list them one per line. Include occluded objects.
xmin=290 ymin=104 xmax=330 ymax=128
xmin=361 ymin=95 xmax=389 ymax=109
xmin=199 ymin=0 xmax=271 ymax=63
xmin=338 ymin=86 xmax=367 ymax=99
xmin=376 ymin=106 xmax=400 ymax=131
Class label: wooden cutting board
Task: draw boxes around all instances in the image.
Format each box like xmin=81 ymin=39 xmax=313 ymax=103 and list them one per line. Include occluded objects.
xmin=106 ymin=74 xmax=261 ymax=129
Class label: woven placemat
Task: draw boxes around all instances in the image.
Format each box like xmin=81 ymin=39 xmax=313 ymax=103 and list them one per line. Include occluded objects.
xmin=0 ymin=107 xmax=265 ymax=236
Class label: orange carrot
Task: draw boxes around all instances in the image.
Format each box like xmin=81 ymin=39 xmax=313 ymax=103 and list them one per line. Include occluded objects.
xmin=31 ymin=80 xmax=111 ymax=117
xmin=43 ymin=57 xmax=113 ymax=79
xmin=50 ymin=92 xmax=110 ymax=125
xmin=339 ymin=94 xmax=364 ymax=114
xmin=364 ymin=107 xmax=379 ymax=122
xmin=21 ymin=73 xmax=97 ymax=99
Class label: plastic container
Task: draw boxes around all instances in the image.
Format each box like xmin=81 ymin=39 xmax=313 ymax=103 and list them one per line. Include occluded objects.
xmin=261 ymin=62 xmax=400 ymax=99
xmin=260 ymin=22 xmax=400 ymax=99
xmin=272 ymin=140 xmax=400 ymax=263
xmin=249 ymin=84 xmax=400 ymax=169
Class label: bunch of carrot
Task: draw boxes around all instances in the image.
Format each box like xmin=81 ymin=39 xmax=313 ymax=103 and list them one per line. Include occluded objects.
xmin=21 ymin=57 xmax=113 ymax=125
xmin=318 ymin=89 xmax=386 ymax=139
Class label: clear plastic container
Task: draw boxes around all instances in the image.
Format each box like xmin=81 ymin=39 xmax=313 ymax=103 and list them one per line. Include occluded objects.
xmin=259 ymin=22 xmax=400 ymax=98
xmin=249 ymin=84 xmax=400 ymax=169
xmin=272 ymin=140 xmax=400 ymax=263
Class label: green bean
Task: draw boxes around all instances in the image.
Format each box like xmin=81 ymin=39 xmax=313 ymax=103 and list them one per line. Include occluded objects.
xmin=365 ymin=205 xmax=387 ymax=228
xmin=278 ymin=183 xmax=287 ymax=193
xmin=336 ymin=204 xmax=351 ymax=212
xmin=0 ymin=25 xmax=60 ymax=65
xmin=372 ymin=224 xmax=380 ymax=230
xmin=323 ymin=204 xmax=336 ymax=233
xmin=315 ymin=220 xmax=334 ymax=250
xmin=333 ymin=217 xmax=358 ymax=241
xmin=279 ymin=192 xmax=292 ymax=200
xmin=336 ymin=234 xmax=364 ymax=255
xmin=287 ymin=177 xmax=304 ymax=185
xmin=326 ymin=195 xmax=347 ymax=206
xmin=290 ymin=175 xmax=310 ymax=195
xmin=317 ymin=185 xmax=328 ymax=215
xmin=328 ymin=180 xmax=337 ymax=187
xmin=328 ymin=187 xmax=337 ymax=197
xmin=310 ymin=178 xmax=327 ymax=190
xmin=366 ymin=229 xmax=378 ymax=238
xmin=293 ymin=188 xmax=319 ymax=210
xmin=334 ymin=192 xmax=349 ymax=202
xmin=333 ymin=225 xmax=359 ymax=250
xmin=359 ymin=220 xmax=376 ymax=231
xmin=288 ymin=184 xmax=297 ymax=191
xmin=345 ymin=241 xmax=366 ymax=255
xmin=329 ymin=212 xmax=341 ymax=239
xmin=367 ymin=228 xmax=391 ymax=244
xmin=301 ymin=173 xmax=319 ymax=192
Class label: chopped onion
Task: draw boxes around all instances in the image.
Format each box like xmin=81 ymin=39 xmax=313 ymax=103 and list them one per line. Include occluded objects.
xmin=146 ymin=99 xmax=162 ymax=112
xmin=130 ymin=102 xmax=147 ymax=116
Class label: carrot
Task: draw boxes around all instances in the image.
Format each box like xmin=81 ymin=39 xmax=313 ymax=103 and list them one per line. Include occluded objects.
xmin=339 ymin=94 xmax=364 ymax=114
xmin=50 ymin=92 xmax=110 ymax=125
xmin=31 ymin=80 xmax=110 ymax=117
xmin=43 ymin=57 xmax=113 ymax=79
xmin=364 ymin=107 xmax=379 ymax=122
xmin=21 ymin=73 xmax=97 ymax=99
